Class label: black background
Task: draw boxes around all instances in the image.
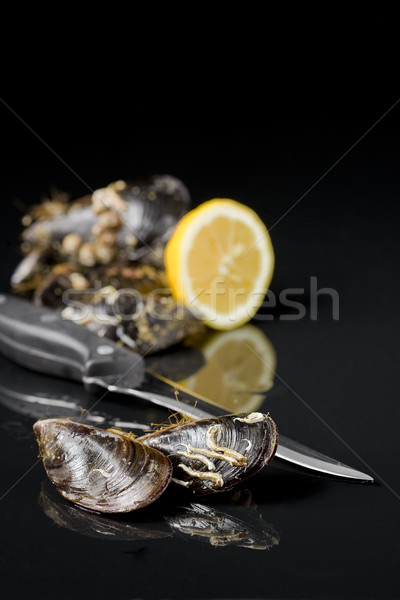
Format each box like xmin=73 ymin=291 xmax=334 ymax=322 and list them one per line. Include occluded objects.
xmin=0 ymin=61 xmax=399 ymax=600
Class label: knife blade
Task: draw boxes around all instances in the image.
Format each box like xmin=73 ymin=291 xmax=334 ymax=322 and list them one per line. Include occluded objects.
xmin=0 ymin=293 xmax=373 ymax=482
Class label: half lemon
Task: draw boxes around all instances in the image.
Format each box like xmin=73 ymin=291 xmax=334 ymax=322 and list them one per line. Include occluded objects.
xmin=165 ymin=198 xmax=274 ymax=330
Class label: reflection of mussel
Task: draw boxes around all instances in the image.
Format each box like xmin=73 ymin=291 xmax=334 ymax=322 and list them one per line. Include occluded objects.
xmin=166 ymin=502 xmax=280 ymax=550
xmin=39 ymin=480 xmax=280 ymax=551
xmin=39 ymin=480 xmax=173 ymax=542
xmin=181 ymin=325 xmax=277 ymax=414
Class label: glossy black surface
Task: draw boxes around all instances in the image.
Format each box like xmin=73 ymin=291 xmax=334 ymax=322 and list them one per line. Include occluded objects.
xmin=1 ymin=90 xmax=399 ymax=599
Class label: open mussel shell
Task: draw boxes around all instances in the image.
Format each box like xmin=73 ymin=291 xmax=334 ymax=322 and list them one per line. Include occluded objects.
xmin=33 ymin=419 xmax=173 ymax=513
xmin=138 ymin=412 xmax=278 ymax=495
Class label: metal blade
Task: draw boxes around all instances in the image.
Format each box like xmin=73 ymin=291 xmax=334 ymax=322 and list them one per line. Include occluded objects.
xmin=276 ymin=434 xmax=374 ymax=482
xmin=85 ymin=371 xmax=374 ymax=482
xmin=83 ymin=371 xmax=228 ymax=421
xmin=0 ymin=294 xmax=373 ymax=481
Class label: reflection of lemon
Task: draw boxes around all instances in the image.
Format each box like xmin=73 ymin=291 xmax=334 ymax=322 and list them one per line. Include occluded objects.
xmin=180 ymin=325 xmax=276 ymax=413
xmin=165 ymin=199 xmax=274 ymax=330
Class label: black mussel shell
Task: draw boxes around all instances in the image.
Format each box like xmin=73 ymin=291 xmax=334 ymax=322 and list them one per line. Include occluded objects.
xmin=138 ymin=412 xmax=278 ymax=495
xmin=33 ymin=419 xmax=173 ymax=513
xmin=118 ymin=174 xmax=190 ymax=248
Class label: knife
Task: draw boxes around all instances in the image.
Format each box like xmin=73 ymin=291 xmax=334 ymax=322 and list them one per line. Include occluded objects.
xmin=0 ymin=293 xmax=373 ymax=482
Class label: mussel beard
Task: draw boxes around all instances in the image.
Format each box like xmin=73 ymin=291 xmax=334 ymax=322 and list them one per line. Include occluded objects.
xmin=33 ymin=419 xmax=173 ymax=513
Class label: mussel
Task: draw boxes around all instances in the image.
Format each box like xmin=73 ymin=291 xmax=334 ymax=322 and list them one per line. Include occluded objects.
xmin=139 ymin=412 xmax=278 ymax=495
xmin=34 ymin=412 xmax=278 ymax=513
xmin=18 ymin=174 xmax=190 ymax=267
xmin=11 ymin=174 xmax=190 ymax=293
xmin=59 ymin=281 xmax=204 ymax=356
xmin=11 ymin=174 xmax=204 ymax=356
xmin=33 ymin=419 xmax=172 ymax=513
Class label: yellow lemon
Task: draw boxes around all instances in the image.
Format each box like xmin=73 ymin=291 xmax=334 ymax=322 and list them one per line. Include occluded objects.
xmin=165 ymin=199 xmax=274 ymax=330
xmin=180 ymin=325 xmax=276 ymax=413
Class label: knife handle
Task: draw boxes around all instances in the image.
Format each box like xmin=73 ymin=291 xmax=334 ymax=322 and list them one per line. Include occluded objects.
xmin=0 ymin=293 xmax=139 ymax=387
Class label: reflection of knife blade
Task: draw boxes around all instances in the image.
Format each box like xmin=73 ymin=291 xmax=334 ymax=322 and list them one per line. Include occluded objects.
xmin=0 ymin=293 xmax=373 ymax=482
xmin=0 ymin=353 xmax=156 ymax=432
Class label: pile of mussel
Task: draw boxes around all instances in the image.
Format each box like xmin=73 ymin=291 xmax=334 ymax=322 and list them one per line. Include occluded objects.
xmin=34 ymin=412 xmax=278 ymax=513
xmin=11 ymin=175 xmax=203 ymax=354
